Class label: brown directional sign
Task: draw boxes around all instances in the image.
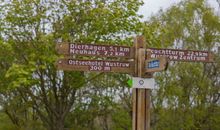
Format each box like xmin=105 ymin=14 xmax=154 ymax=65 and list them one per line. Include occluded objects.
xmin=145 ymin=57 xmax=168 ymax=73
xmin=56 ymin=59 xmax=134 ymax=73
xmin=147 ymin=48 xmax=214 ymax=62
xmin=56 ymin=43 xmax=135 ymax=58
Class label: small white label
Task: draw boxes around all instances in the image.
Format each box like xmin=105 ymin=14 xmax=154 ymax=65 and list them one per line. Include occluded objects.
xmin=132 ymin=77 xmax=155 ymax=89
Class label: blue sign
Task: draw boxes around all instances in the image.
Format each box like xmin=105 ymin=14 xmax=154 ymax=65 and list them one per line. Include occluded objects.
xmin=147 ymin=60 xmax=160 ymax=69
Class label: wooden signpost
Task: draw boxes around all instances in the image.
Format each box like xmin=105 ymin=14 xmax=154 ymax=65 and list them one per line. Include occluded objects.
xmin=55 ymin=36 xmax=214 ymax=130
xmin=132 ymin=36 xmax=150 ymax=130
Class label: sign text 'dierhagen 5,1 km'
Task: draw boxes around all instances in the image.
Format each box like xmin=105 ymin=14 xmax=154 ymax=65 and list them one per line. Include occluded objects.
xmin=147 ymin=48 xmax=214 ymax=62
xmin=56 ymin=59 xmax=134 ymax=73
xmin=56 ymin=43 xmax=134 ymax=58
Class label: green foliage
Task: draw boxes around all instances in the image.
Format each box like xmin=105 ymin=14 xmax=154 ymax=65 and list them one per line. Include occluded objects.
xmin=53 ymin=0 xmax=143 ymax=42
xmin=145 ymin=0 xmax=220 ymax=130
xmin=1 ymin=0 xmax=218 ymax=129
xmin=0 ymin=112 xmax=18 ymax=130
xmin=111 ymin=105 xmax=132 ymax=130
xmin=0 ymin=0 xmax=143 ymax=130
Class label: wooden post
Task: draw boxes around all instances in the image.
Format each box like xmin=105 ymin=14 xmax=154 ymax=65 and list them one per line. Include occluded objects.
xmin=132 ymin=36 xmax=151 ymax=130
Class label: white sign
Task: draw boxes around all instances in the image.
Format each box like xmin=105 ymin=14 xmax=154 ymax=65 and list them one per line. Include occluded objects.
xmin=132 ymin=77 xmax=155 ymax=89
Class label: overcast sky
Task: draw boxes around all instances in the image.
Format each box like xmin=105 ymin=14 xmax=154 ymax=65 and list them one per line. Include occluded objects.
xmin=139 ymin=0 xmax=220 ymax=21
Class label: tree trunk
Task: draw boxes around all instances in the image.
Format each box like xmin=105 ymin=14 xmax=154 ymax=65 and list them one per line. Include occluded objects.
xmin=50 ymin=117 xmax=65 ymax=130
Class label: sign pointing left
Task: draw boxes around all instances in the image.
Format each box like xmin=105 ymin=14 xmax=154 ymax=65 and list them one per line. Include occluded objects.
xmin=56 ymin=59 xmax=134 ymax=73
xmin=56 ymin=43 xmax=135 ymax=58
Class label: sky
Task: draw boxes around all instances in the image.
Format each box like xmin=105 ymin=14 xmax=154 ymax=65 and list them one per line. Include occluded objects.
xmin=139 ymin=0 xmax=220 ymax=21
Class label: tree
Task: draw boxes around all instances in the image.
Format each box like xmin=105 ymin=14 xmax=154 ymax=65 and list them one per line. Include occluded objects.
xmin=143 ymin=0 xmax=220 ymax=129
xmin=0 ymin=0 xmax=143 ymax=130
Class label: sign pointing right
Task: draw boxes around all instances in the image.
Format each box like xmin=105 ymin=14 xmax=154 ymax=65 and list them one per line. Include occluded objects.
xmin=147 ymin=48 xmax=214 ymax=62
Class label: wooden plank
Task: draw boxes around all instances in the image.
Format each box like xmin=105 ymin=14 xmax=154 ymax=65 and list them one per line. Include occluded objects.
xmin=55 ymin=59 xmax=134 ymax=73
xmin=132 ymin=88 xmax=137 ymax=130
xmin=145 ymin=89 xmax=150 ymax=130
xmin=56 ymin=43 xmax=135 ymax=58
xmin=137 ymin=89 xmax=146 ymax=130
xmin=133 ymin=36 xmax=152 ymax=130
xmin=133 ymin=36 xmax=145 ymax=77
xmin=136 ymin=48 xmax=146 ymax=130
xmin=55 ymin=42 xmax=69 ymax=55
xmin=138 ymin=48 xmax=146 ymax=77
xmin=208 ymin=52 xmax=214 ymax=62
xmin=147 ymin=48 xmax=214 ymax=62
xmin=133 ymin=36 xmax=145 ymax=130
